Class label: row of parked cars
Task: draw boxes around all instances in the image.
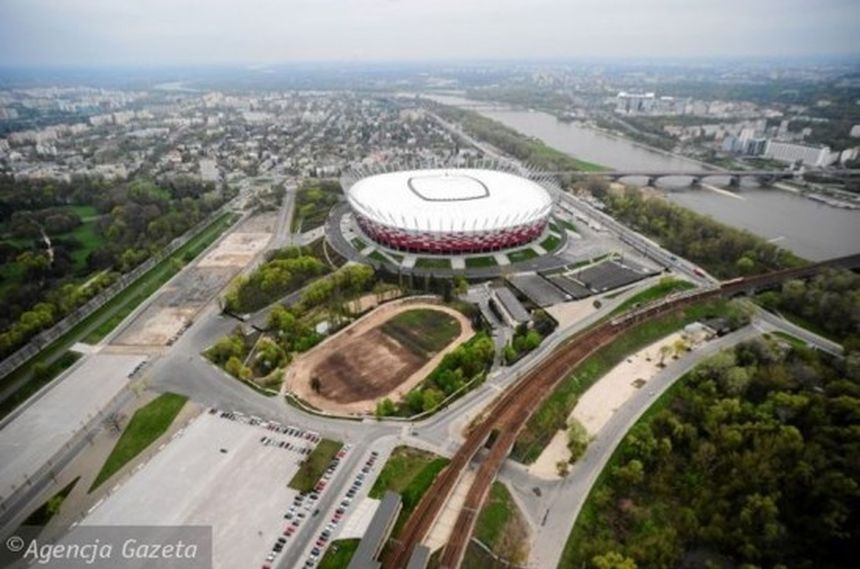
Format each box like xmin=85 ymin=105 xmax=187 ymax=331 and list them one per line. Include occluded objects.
xmin=259 ymin=436 xmax=313 ymax=454
xmin=300 ymin=450 xmax=380 ymax=568
xmin=261 ymin=444 xmax=353 ymax=568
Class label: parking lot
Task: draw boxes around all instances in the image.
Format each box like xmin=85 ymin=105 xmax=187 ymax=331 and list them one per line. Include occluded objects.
xmin=0 ymin=353 xmax=144 ymax=502
xmin=82 ymin=410 xmax=326 ymax=569
xmin=283 ymin=448 xmax=383 ymax=568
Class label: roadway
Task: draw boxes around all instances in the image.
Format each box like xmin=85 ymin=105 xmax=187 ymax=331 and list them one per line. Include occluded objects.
xmin=521 ymin=325 xmax=760 ymax=569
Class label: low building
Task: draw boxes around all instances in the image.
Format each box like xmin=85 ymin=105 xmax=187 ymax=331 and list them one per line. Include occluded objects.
xmin=406 ymin=544 xmax=432 ymax=569
xmin=493 ymin=286 xmax=531 ymax=327
xmin=347 ymin=491 xmax=402 ymax=569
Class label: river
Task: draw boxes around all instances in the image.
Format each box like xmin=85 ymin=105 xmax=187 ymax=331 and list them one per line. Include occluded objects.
xmin=424 ymin=94 xmax=859 ymax=261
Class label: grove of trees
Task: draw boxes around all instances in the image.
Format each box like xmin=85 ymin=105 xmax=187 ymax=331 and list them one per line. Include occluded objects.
xmin=758 ymin=268 xmax=860 ymax=346
xmin=377 ymin=331 xmax=495 ymax=417
xmin=0 ymin=175 xmax=226 ymax=358
xmin=593 ymin=184 xmax=803 ymax=278
xmin=563 ymin=338 xmax=859 ymax=568
xmin=223 ymin=247 xmax=328 ymax=314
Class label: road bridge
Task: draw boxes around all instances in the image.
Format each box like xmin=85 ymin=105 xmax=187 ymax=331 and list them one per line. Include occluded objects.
xmin=534 ymin=168 xmax=860 ymax=188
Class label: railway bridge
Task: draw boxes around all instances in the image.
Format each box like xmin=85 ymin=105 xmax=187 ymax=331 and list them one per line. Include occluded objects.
xmin=384 ymin=253 xmax=860 ymax=569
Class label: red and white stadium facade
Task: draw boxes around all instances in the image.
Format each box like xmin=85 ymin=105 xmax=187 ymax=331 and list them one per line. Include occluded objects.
xmin=346 ymin=169 xmax=554 ymax=255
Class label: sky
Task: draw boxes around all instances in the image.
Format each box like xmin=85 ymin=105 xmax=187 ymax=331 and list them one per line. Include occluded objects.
xmin=0 ymin=0 xmax=858 ymax=66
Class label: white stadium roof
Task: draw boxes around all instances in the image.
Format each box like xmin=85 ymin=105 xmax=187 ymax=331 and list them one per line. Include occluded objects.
xmin=347 ymin=168 xmax=553 ymax=233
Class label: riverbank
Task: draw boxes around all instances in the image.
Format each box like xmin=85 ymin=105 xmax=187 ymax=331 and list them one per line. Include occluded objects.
xmin=422 ymin=93 xmax=859 ymax=261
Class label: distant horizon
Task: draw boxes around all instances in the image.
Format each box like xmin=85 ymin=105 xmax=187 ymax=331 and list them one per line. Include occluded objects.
xmin=1 ymin=52 xmax=860 ymax=69
xmin=2 ymin=0 xmax=858 ymax=67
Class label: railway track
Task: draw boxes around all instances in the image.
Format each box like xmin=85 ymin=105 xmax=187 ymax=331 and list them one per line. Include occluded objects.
xmin=383 ymin=254 xmax=860 ymax=569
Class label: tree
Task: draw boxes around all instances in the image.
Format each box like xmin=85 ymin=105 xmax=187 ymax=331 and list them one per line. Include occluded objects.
xmin=567 ymin=418 xmax=589 ymax=462
xmin=421 ymin=388 xmax=444 ymax=412
xmin=557 ymin=460 xmax=570 ymax=477
xmin=672 ymin=338 xmax=688 ymax=359
xmin=658 ymin=345 xmax=672 ymax=367
xmin=375 ymin=398 xmax=396 ymax=418
xmin=310 ymin=376 xmax=322 ymax=394
xmin=592 ymin=551 xmax=637 ymax=569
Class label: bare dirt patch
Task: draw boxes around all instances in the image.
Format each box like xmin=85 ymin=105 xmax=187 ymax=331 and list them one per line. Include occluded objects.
xmin=197 ymin=232 xmax=271 ymax=268
xmin=284 ymin=299 xmax=473 ymax=415
xmin=112 ymin=306 xmax=197 ymax=346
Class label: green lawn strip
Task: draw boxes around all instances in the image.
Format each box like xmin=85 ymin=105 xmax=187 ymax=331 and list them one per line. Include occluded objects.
xmin=21 ymin=476 xmax=80 ymax=526
xmin=369 ymin=446 xmax=450 ymax=534
xmin=318 ymin=539 xmax=360 ymax=569
xmin=288 ymin=439 xmax=343 ymax=493
xmin=558 ymin=373 xmax=685 ymax=567
xmin=89 ymin=393 xmax=188 ymax=492
xmin=773 ymin=309 xmax=842 ymax=343
xmin=0 ymin=211 xmax=237 ymax=421
xmin=769 ymin=330 xmax=807 ymax=348
xmin=415 ymin=257 xmax=451 ymax=270
xmin=511 ymin=300 xmax=729 ymax=464
xmin=465 ymin=256 xmax=498 ymax=268
xmin=381 ymin=308 xmax=461 ymax=358
xmin=368 ymin=250 xmax=391 ymax=264
xmin=350 ymin=238 xmax=366 ymax=250
xmin=474 ymin=481 xmax=518 ymax=549
xmin=540 ymin=235 xmax=561 ymax=252
xmin=507 ymin=248 xmax=538 ymax=263
xmin=558 ymin=219 xmax=577 ymax=232
xmin=608 ymin=279 xmax=697 ymax=317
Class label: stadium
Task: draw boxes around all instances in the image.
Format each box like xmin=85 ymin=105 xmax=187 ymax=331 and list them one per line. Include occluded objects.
xmin=344 ymin=168 xmax=554 ymax=254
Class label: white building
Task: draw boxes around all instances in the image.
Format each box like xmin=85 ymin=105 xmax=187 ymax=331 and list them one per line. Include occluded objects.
xmin=763 ymin=141 xmax=838 ymax=167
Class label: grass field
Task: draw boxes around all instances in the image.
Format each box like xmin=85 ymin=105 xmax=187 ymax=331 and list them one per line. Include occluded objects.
xmin=288 ymin=439 xmax=343 ymax=493
xmin=66 ymin=222 xmax=102 ymax=272
xmin=462 ymin=481 xmax=529 ymax=568
xmin=381 ymin=308 xmax=461 ymax=358
xmin=0 ymin=212 xmax=238 ymax=422
xmin=465 ymin=255 xmax=498 ymax=268
xmin=318 ymin=539 xmax=360 ymax=569
xmin=370 ymin=446 xmax=450 ymax=533
xmin=90 ymin=393 xmax=188 ymax=491
xmin=474 ymin=481 xmax=519 ymax=548
xmin=510 ymin=300 xmax=732 ymax=464
xmin=507 ymin=248 xmax=539 ymax=263
xmin=540 ymin=235 xmax=562 ymax=252
xmin=608 ymin=278 xmax=696 ymax=317
xmin=415 ymin=257 xmax=451 ymax=270
xmin=22 ymin=476 xmax=80 ymax=526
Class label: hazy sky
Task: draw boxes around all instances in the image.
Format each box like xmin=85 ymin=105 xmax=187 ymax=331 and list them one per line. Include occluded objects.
xmin=1 ymin=0 xmax=858 ymax=66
